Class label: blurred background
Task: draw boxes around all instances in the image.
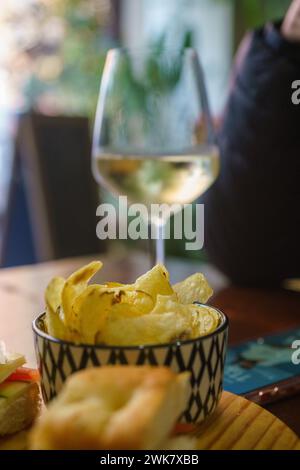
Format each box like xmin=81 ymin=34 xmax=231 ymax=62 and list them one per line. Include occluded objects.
xmin=0 ymin=0 xmax=291 ymax=267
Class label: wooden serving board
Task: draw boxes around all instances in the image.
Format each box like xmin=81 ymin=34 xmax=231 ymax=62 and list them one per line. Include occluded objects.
xmin=1 ymin=392 xmax=299 ymax=451
xmin=196 ymin=392 xmax=300 ymax=450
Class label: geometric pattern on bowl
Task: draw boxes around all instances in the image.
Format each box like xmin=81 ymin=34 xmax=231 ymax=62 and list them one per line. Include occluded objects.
xmin=33 ymin=309 xmax=228 ymax=422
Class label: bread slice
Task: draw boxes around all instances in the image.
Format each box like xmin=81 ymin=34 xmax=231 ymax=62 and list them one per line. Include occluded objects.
xmin=0 ymin=382 xmax=40 ymax=436
xmin=30 ymin=366 xmax=192 ymax=450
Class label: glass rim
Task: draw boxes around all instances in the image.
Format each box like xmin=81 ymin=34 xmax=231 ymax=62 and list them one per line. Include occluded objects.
xmin=106 ymin=45 xmax=199 ymax=59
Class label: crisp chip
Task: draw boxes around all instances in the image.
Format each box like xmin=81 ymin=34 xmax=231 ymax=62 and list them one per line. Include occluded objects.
xmin=150 ymin=294 xmax=186 ymax=315
xmin=94 ymin=286 xmax=154 ymax=315
xmin=43 ymin=260 xmax=218 ymax=346
xmin=189 ymin=304 xmax=220 ymax=337
xmin=61 ymin=261 xmax=102 ymax=329
xmin=45 ymin=306 xmax=67 ymax=340
xmin=104 ymin=282 xmax=124 ymax=288
xmin=97 ymin=311 xmax=192 ymax=346
xmin=104 ymin=302 xmax=141 ymax=319
xmin=45 ymin=276 xmax=65 ymax=315
xmin=120 ymin=289 xmax=154 ymax=315
xmin=45 ymin=277 xmax=71 ymax=340
xmin=134 ymin=264 xmax=174 ymax=300
xmin=73 ymin=285 xmax=114 ymax=344
xmin=173 ymin=273 xmax=213 ymax=304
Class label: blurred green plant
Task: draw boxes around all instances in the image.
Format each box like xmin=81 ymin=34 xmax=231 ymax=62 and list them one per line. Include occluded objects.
xmin=144 ymin=30 xmax=193 ymax=91
xmin=246 ymin=0 xmax=290 ymax=26
xmin=0 ymin=0 xmax=112 ymax=117
xmin=218 ymin=0 xmax=290 ymax=29
xmin=109 ymin=30 xmax=194 ymax=118
xmin=24 ymin=0 xmax=112 ymax=117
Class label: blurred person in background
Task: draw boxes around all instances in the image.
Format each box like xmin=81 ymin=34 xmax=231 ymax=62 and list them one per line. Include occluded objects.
xmin=204 ymin=0 xmax=300 ymax=287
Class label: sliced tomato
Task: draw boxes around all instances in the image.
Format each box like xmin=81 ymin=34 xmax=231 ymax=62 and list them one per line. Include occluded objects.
xmin=172 ymin=423 xmax=197 ymax=435
xmin=5 ymin=367 xmax=40 ymax=383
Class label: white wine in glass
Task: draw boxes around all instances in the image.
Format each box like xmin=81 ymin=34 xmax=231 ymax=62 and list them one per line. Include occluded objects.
xmin=92 ymin=47 xmax=219 ymax=264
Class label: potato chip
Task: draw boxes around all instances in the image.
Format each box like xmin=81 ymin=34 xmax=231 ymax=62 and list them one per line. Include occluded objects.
xmin=45 ymin=277 xmax=71 ymax=340
xmin=97 ymin=310 xmax=192 ymax=346
xmin=189 ymin=304 xmax=220 ymax=337
xmin=45 ymin=276 xmax=65 ymax=315
xmin=173 ymin=273 xmax=213 ymax=304
xmin=120 ymin=289 xmax=154 ymax=315
xmin=45 ymin=306 xmax=69 ymax=341
xmin=72 ymin=285 xmax=114 ymax=344
xmin=43 ymin=259 xmax=220 ymax=346
xmin=94 ymin=303 xmax=144 ymax=344
xmin=150 ymin=294 xmax=185 ymax=316
xmin=94 ymin=286 xmax=154 ymax=315
xmin=74 ymin=286 xmax=154 ymax=344
xmin=61 ymin=261 xmax=102 ymax=327
xmin=105 ymin=302 xmax=141 ymax=319
xmin=134 ymin=264 xmax=174 ymax=300
xmin=104 ymin=282 xmax=124 ymax=288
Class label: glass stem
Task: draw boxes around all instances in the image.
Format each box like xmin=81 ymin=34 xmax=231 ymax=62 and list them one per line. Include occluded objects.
xmin=152 ymin=218 xmax=165 ymax=266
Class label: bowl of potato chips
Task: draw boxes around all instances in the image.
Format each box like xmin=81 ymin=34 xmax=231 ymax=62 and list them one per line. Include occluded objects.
xmin=33 ymin=261 xmax=228 ymax=422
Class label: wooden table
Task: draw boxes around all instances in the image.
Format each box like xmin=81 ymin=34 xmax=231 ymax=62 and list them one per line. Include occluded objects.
xmin=1 ymin=251 xmax=300 ymax=437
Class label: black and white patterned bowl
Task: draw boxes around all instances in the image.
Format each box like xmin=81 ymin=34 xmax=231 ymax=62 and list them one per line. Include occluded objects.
xmin=33 ymin=306 xmax=228 ymax=422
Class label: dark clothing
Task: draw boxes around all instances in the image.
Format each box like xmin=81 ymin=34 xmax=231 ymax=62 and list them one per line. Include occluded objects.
xmin=203 ymin=22 xmax=300 ymax=286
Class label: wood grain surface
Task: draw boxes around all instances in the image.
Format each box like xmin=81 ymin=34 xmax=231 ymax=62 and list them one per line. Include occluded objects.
xmin=196 ymin=392 xmax=300 ymax=450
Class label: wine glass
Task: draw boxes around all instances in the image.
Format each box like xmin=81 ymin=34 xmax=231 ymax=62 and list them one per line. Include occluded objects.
xmin=92 ymin=47 xmax=219 ymax=265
